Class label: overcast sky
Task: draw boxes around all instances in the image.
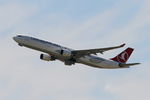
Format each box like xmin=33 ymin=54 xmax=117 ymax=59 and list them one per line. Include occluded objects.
xmin=0 ymin=0 xmax=150 ymax=100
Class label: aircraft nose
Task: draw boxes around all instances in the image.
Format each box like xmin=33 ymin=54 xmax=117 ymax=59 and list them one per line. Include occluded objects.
xmin=13 ymin=36 xmax=20 ymax=43
xmin=13 ymin=36 xmax=17 ymax=41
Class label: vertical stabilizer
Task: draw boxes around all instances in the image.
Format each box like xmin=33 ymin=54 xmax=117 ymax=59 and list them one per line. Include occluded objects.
xmin=111 ymin=48 xmax=134 ymax=63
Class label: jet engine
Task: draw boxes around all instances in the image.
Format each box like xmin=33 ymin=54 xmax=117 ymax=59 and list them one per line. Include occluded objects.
xmin=40 ymin=54 xmax=55 ymax=61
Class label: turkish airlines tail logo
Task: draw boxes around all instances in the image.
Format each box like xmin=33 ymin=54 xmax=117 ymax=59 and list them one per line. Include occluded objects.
xmin=111 ymin=48 xmax=134 ymax=63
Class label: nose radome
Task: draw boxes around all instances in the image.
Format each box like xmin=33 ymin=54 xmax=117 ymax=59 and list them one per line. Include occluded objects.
xmin=13 ymin=36 xmax=20 ymax=43
xmin=13 ymin=36 xmax=16 ymax=41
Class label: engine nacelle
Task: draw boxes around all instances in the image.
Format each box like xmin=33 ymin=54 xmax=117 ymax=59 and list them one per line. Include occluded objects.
xmin=40 ymin=54 xmax=55 ymax=61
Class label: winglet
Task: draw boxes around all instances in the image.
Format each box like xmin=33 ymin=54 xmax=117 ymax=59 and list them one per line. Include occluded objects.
xmin=120 ymin=43 xmax=126 ymax=47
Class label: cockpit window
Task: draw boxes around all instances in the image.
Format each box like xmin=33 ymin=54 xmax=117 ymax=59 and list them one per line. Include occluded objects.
xmin=17 ymin=35 xmax=22 ymax=37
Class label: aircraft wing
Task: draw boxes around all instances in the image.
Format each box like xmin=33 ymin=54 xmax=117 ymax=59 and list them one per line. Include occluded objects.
xmin=72 ymin=43 xmax=125 ymax=58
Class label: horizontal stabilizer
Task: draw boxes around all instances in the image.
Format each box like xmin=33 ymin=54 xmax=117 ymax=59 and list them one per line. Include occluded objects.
xmin=119 ymin=63 xmax=140 ymax=67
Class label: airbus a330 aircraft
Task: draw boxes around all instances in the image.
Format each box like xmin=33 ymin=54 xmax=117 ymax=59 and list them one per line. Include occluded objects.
xmin=13 ymin=35 xmax=140 ymax=69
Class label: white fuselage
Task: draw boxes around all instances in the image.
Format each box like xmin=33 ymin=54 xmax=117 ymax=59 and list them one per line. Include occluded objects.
xmin=13 ymin=35 xmax=121 ymax=69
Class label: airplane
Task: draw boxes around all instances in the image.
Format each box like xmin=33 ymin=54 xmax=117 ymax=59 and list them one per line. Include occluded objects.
xmin=13 ymin=35 xmax=140 ymax=69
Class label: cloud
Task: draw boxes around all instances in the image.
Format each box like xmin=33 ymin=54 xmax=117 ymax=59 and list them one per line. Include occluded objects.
xmin=104 ymin=63 xmax=150 ymax=100
xmin=0 ymin=2 xmax=37 ymax=34
xmin=105 ymin=1 xmax=150 ymax=42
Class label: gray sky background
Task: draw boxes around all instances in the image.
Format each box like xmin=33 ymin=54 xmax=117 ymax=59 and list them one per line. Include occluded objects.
xmin=0 ymin=0 xmax=150 ymax=100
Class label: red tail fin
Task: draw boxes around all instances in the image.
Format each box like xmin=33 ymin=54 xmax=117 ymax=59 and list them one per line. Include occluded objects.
xmin=111 ymin=48 xmax=134 ymax=63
